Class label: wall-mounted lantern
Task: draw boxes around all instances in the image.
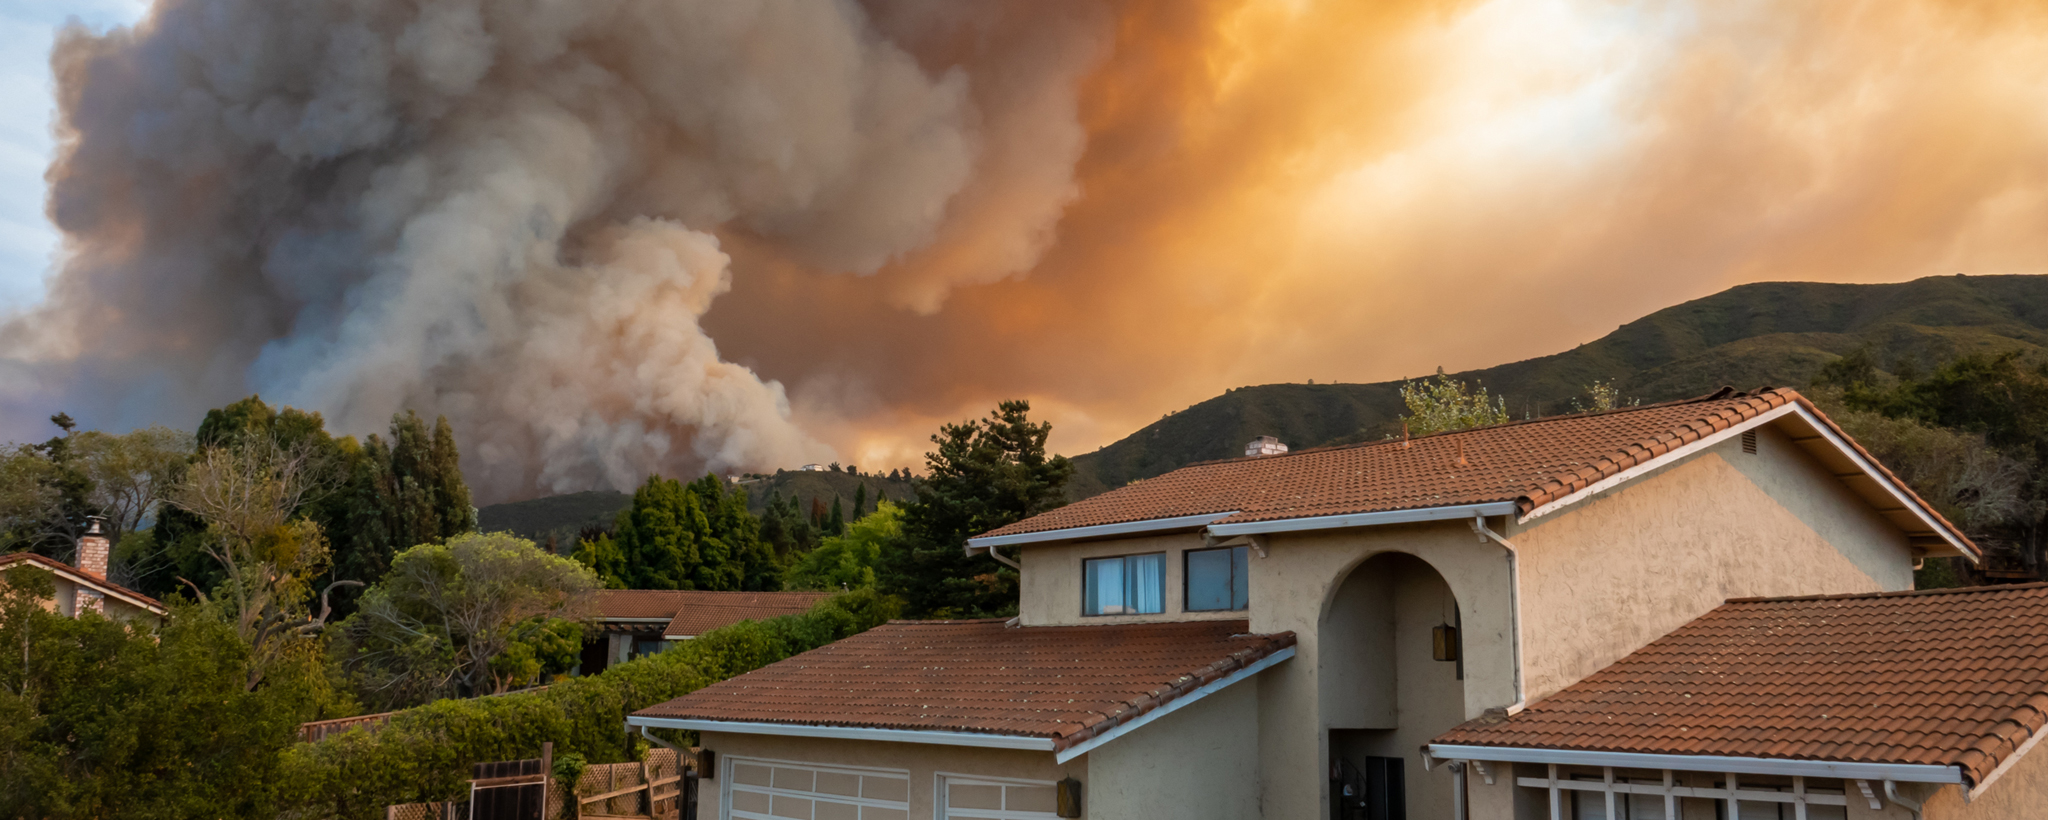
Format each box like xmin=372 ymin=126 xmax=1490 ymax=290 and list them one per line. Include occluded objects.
xmin=1056 ymin=777 xmax=1084 ymax=817
xmin=1432 ymin=622 xmax=1460 ymax=663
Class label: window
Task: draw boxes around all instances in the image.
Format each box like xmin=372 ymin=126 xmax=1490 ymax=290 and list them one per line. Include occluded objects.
xmin=1185 ymin=546 xmax=1249 ymax=611
xmin=1083 ymin=553 xmax=1164 ymax=616
xmin=938 ymin=775 xmax=1059 ymax=820
xmin=634 ymin=639 xmax=668 ymax=658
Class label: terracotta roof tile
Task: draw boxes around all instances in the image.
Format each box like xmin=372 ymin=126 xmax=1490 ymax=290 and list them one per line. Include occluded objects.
xmin=1434 ymin=584 xmax=2048 ymax=785
xmin=661 ymin=591 xmax=833 ymax=638
xmin=979 ymin=388 xmax=1970 ymax=553
xmin=594 ymin=589 xmax=685 ymax=620
xmin=633 ymin=619 xmax=1295 ymax=752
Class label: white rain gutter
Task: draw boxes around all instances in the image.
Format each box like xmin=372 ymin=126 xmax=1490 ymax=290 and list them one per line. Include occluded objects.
xmin=1425 ymin=745 xmax=1964 ymax=784
xmin=1204 ymin=502 xmax=1519 ymax=537
xmin=966 ymin=512 xmax=1238 ymax=553
xmin=627 ymin=716 xmax=1057 ymax=753
xmin=1469 ymin=513 xmax=1526 ymax=715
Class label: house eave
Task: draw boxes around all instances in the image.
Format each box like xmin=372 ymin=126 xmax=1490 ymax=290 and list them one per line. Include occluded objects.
xmin=966 ymin=512 xmax=1239 ymax=552
xmin=625 ymin=717 xmax=1057 ymax=753
xmin=1426 ymin=744 xmax=1965 ymax=784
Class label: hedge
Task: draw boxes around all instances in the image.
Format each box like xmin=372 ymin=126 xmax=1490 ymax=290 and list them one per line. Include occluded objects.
xmin=279 ymin=589 xmax=900 ymax=820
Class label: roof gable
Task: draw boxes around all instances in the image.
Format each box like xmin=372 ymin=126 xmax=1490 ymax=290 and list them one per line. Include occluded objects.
xmin=0 ymin=552 xmax=167 ymax=615
xmin=972 ymin=388 xmax=1974 ymax=558
xmin=1433 ymin=583 xmax=2048 ymax=786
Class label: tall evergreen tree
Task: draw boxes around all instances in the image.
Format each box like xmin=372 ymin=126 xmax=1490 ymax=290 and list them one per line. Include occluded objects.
xmin=827 ymin=496 xmax=845 ymax=536
xmin=881 ymin=400 xmax=1073 ymax=618
xmin=596 ymin=473 xmax=780 ymax=591
xmin=852 ymin=484 xmax=868 ymax=520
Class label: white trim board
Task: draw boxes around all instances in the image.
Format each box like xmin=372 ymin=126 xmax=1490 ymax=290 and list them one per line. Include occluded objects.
xmin=966 ymin=512 xmax=1238 ymax=551
xmin=627 ymin=646 xmax=1295 ymax=763
xmin=1054 ymin=646 xmax=1294 ymax=763
xmin=1426 ymin=744 xmax=1964 ymax=784
xmin=1204 ymin=503 xmax=1517 ymax=538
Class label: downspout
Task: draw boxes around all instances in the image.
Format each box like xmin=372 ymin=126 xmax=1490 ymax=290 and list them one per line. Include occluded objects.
xmin=979 ymin=545 xmax=1021 ymax=571
xmin=1470 ymin=513 xmax=1526 ymax=715
xmin=1449 ymin=761 xmax=1469 ymax=820
xmin=1884 ymin=780 xmax=1924 ymax=820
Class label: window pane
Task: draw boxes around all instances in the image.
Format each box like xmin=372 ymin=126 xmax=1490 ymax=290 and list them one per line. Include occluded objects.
xmin=1084 ymin=557 xmax=1125 ymax=615
xmin=1572 ymin=791 xmax=1612 ymax=820
xmin=1127 ymin=554 xmax=1165 ymax=614
xmin=1186 ymin=549 xmax=1235 ymax=611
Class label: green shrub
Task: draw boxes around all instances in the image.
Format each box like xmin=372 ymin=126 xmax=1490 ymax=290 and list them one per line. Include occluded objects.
xmin=280 ymin=589 xmax=899 ymax=819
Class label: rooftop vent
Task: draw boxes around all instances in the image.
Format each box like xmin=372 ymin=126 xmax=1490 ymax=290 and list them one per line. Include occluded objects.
xmin=1246 ymin=436 xmax=1288 ymax=457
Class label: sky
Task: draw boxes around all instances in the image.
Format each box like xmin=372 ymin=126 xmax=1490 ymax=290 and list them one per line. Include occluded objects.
xmin=5 ymin=0 xmax=2048 ymax=502
xmin=0 ymin=0 xmax=146 ymax=309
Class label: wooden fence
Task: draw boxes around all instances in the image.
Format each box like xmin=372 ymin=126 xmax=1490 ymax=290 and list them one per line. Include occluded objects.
xmin=386 ymin=746 xmax=695 ymax=820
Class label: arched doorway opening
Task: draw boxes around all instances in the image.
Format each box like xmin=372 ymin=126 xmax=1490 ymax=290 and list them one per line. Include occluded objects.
xmin=1323 ymin=551 xmax=1467 ymax=820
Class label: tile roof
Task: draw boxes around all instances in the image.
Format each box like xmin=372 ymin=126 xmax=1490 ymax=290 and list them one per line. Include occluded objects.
xmin=1434 ymin=584 xmax=2048 ymax=784
xmin=977 ymin=388 xmax=1970 ymax=555
xmin=633 ymin=619 xmax=1295 ymax=752
xmin=0 ymin=552 xmax=165 ymax=613
xmin=595 ymin=589 xmax=686 ymax=620
xmin=661 ymin=591 xmax=833 ymax=638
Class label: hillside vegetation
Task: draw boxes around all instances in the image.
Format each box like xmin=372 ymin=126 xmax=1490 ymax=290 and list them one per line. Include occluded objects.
xmin=1067 ymin=274 xmax=2048 ymax=497
xmin=478 ymin=469 xmax=915 ymax=546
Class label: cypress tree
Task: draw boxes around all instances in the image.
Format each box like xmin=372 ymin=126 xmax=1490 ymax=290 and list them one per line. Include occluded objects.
xmin=852 ymin=484 xmax=868 ymax=520
xmin=828 ymin=496 xmax=845 ymax=536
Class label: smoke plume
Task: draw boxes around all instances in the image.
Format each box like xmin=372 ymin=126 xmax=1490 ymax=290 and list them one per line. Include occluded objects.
xmin=9 ymin=0 xmax=2048 ymax=500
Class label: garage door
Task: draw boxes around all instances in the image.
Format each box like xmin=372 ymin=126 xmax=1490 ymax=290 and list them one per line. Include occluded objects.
xmin=938 ymin=775 xmax=1059 ymax=820
xmin=725 ymin=757 xmax=909 ymax=820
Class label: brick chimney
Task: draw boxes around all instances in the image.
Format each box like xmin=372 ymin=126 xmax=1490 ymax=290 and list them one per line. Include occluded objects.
xmin=1245 ymin=436 xmax=1289 ymax=457
xmin=74 ymin=517 xmax=109 ymax=615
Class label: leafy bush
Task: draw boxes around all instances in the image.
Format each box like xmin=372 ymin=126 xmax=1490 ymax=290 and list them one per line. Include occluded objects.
xmin=280 ymin=588 xmax=899 ymax=819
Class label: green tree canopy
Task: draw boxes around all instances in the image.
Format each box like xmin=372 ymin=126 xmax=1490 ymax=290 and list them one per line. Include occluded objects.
xmin=1398 ymin=368 xmax=1511 ymax=436
xmin=786 ymin=501 xmax=902 ymax=592
xmin=337 ymin=532 xmax=598 ymax=708
xmin=881 ymin=400 xmax=1072 ymax=618
xmin=578 ymin=473 xmax=780 ymax=592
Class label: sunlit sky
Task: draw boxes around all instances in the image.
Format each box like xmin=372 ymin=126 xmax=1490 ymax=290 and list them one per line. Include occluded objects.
xmin=0 ymin=1 xmax=147 ymax=310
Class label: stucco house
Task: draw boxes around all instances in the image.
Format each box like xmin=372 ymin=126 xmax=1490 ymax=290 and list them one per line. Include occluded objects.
xmin=0 ymin=518 xmax=165 ymax=624
xmin=579 ymin=589 xmax=831 ymax=675
xmin=627 ymin=388 xmax=2048 ymax=819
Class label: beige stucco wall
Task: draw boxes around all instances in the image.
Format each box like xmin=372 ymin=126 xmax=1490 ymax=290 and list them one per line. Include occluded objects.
xmin=695 ymin=732 xmax=1082 ymax=819
xmin=1509 ymin=427 xmax=1913 ymax=701
xmin=1086 ymin=673 xmax=1264 ymax=820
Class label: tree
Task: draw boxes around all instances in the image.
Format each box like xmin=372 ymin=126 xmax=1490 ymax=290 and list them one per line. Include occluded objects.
xmin=827 ymin=496 xmax=845 ymax=535
xmin=336 ymin=532 xmax=598 ymax=707
xmin=787 ymin=502 xmax=901 ymax=591
xmin=1398 ymin=368 xmax=1511 ymax=435
xmin=69 ymin=426 xmax=195 ymax=585
xmin=593 ymin=474 xmax=779 ymax=592
xmin=852 ymin=484 xmax=868 ymax=520
xmin=0 ymin=566 xmax=344 ymax=819
xmin=167 ymin=434 xmax=354 ymax=689
xmin=881 ymin=400 xmax=1073 ymax=618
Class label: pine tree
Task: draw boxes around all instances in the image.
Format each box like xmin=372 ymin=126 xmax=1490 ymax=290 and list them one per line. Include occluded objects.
xmin=881 ymin=400 xmax=1072 ymax=618
xmin=828 ymin=496 xmax=845 ymax=536
xmin=852 ymin=484 xmax=868 ymax=520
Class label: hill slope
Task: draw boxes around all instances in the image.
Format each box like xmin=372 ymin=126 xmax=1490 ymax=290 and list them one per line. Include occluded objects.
xmin=477 ymin=469 xmax=915 ymax=546
xmin=1066 ymin=274 xmax=2048 ymax=497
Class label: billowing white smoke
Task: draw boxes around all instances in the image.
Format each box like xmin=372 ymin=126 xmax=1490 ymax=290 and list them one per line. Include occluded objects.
xmin=4 ymin=0 xmax=1106 ymax=500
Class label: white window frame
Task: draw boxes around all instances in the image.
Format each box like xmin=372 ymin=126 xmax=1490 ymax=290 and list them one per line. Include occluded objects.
xmin=721 ymin=754 xmax=910 ymax=820
xmin=933 ymin=772 xmax=1060 ymax=820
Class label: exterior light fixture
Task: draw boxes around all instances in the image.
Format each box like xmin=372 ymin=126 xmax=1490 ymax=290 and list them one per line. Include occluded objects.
xmin=1056 ymin=777 xmax=1083 ymax=817
xmin=1433 ymin=623 xmax=1460 ymax=663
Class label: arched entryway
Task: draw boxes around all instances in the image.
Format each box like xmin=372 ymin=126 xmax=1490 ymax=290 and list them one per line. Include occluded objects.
xmin=1323 ymin=551 xmax=1467 ymax=820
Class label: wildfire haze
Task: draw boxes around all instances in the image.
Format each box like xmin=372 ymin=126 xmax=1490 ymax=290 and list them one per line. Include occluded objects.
xmin=6 ymin=0 xmax=2048 ymax=501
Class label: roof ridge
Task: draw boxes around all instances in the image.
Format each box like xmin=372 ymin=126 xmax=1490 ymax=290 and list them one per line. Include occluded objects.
xmin=1725 ymin=582 xmax=2048 ymax=604
xmin=1173 ymin=386 xmax=1792 ymax=470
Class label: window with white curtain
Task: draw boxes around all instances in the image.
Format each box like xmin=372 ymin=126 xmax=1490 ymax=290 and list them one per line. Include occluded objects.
xmin=1083 ymin=553 xmax=1164 ymax=616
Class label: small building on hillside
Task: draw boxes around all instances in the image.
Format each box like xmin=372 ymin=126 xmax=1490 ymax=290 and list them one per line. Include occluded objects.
xmin=578 ymin=590 xmax=832 ymax=675
xmin=627 ymin=388 xmax=2048 ymax=819
xmin=0 ymin=519 xmax=165 ymax=624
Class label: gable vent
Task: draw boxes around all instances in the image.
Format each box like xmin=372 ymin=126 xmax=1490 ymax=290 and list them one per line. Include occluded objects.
xmin=1741 ymin=430 xmax=1758 ymax=454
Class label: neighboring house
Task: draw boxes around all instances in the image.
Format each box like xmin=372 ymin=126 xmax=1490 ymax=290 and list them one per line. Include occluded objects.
xmin=627 ymin=388 xmax=2043 ymax=819
xmin=579 ymin=590 xmax=831 ymax=675
xmin=0 ymin=518 xmax=165 ymax=624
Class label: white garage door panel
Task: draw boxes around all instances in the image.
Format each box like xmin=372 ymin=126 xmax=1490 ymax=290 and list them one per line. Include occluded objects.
xmin=726 ymin=757 xmax=908 ymax=820
xmin=939 ymin=775 xmax=1059 ymax=820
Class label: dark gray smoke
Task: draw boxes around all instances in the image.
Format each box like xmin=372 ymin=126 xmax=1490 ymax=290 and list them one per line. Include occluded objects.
xmin=2 ymin=0 xmax=1107 ymax=500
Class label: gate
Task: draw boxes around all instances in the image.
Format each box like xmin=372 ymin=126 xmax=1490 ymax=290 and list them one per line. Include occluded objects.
xmin=471 ymin=743 xmax=553 ymax=820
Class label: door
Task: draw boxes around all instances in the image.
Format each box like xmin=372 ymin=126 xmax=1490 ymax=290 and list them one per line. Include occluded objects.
xmin=724 ymin=756 xmax=909 ymax=820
